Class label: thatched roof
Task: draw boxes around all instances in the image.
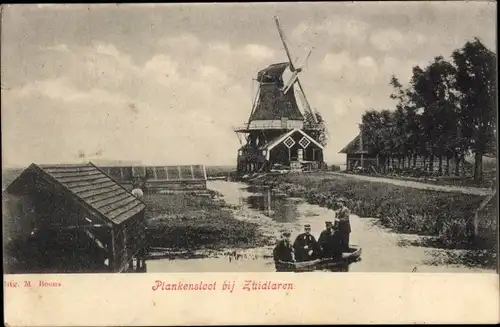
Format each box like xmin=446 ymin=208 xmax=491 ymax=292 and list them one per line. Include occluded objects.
xmin=250 ymin=62 xmax=304 ymax=121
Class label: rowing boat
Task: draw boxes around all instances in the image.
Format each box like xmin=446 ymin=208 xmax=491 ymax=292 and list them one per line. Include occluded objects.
xmin=275 ymin=246 xmax=362 ymax=272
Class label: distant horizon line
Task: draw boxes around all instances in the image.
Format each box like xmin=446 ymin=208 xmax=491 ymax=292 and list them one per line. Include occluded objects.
xmin=2 ymin=160 xmax=347 ymax=170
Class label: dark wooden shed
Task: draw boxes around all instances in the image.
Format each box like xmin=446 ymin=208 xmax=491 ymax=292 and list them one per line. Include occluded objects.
xmin=338 ymin=133 xmax=378 ymax=172
xmin=4 ymin=162 xmax=147 ymax=273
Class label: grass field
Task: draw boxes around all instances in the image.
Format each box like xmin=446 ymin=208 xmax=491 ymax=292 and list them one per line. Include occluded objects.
xmin=144 ymin=192 xmax=269 ymax=252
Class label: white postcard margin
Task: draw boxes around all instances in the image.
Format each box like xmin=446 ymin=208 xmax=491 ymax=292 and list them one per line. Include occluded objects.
xmin=4 ymin=272 xmax=499 ymax=325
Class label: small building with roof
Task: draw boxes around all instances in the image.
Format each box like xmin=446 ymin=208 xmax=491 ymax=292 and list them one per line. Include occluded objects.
xmin=338 ymin=133 xmax=378 ymax=172
xmin=4 ymin=162 xmax=147 ymax=273
xmin=339 ymin=132 xmax=479 ymax=175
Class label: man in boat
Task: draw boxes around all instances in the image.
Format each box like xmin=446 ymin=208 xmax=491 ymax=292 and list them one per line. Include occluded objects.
xmin=335 ymin=199 xmax=351 ymax=252
xmin=293 ymin=224 xmax=321 ymax=262
xmin=318 ymin=221 xmax=341 ymax=259
xmin=273 ymin=231 xmax=295 ymax=263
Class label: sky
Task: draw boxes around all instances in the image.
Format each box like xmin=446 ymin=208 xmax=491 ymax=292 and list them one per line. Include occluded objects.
xmin=1 ymin=2 xmax=496 ymax=168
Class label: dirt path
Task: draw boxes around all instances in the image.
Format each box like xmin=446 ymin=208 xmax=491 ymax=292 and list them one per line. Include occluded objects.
xmin=328 ymin=172 xmax=493 ymax=196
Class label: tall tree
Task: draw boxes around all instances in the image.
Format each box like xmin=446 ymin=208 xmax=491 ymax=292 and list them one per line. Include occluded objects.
xmin=361 ymin=109 xmax=396 ymax=172
xmin=452 ymin=38 xmax=497 ymax=181
xmin=390 ymin=75 xmax=422 ymax=169
xmin=308 ymin=112 xmax=329 ymax=146
xmin=409 ymin=57 xmax=459 ymax=174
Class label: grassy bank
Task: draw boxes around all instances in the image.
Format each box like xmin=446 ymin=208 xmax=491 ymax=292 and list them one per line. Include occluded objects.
xmin=144 ymin=192 xmax=269 ymax=252
xmin=252 ymin=173 xmax=497 ymax=252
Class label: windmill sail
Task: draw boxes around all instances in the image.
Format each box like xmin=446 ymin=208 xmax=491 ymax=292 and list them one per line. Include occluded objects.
xmin=274 ymin=16 xmax=296 ymax=71
xmin=296 ymin=79 xmax=318 ymax=124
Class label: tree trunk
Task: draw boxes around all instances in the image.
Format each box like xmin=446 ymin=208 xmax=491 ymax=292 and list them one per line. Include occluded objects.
xmin=461 ymin=154 xmax=466 ymax=177
xmin=445 ymin=157 xmax=450 ymax=176
xmin=438 ymin=156 xmax=443 ymax=175
xmin=454 ymin=154 xmax=460 ymax=176
xmin=474 ymin=151 xmax=483 ymax=181
xmin=413 ymin=154 xmax=417 ymax=168
xmin=423 ymin=156 xmax=427 ymax=170
xmin=429 ymin=154 xmax=434 ymax=172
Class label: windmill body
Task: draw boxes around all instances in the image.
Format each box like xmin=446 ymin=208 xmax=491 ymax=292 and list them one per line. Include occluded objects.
xmin=235 ymin=17 xmax=326 ymax=175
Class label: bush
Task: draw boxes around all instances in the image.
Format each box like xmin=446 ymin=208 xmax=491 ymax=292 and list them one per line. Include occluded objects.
xmin=330 ymin=164 xmax=341 ymax=172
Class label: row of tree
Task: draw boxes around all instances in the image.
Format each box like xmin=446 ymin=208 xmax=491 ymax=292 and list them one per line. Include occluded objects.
xmin=360 ymin=38 xmax=496 ymax=181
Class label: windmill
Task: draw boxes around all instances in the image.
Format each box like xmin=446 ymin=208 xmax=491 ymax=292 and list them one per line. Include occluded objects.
xmin=234 ymin=16 xmax=326 ymax=176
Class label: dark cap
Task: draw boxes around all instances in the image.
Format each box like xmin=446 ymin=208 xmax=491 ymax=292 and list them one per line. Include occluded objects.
xmin=282 ymin=231 xmax=291 ymax=237
xmin=325 ymin=221 xmax=333 ymax=225
xmin=304 ymin=224 xmax=311 ymax=228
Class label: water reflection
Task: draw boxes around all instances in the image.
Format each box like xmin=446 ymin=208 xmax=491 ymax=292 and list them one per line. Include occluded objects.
xmin=245 ymin=186 xmax=301 ymax=223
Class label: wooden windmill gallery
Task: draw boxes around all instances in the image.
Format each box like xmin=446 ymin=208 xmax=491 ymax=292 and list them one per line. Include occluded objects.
xmin=235 ymin=16 xmax=327 ymax=176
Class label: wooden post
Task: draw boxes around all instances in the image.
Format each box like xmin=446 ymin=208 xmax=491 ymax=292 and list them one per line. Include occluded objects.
xmin=110 ymin=229 xmax=117 ymax=272
xmin=473 ymin=192 xmax=495 ymax=239
xmin=267 ymin=187 xmax=271 ymax=216
xmin=359 ymin=128 xmax=364 ymax=168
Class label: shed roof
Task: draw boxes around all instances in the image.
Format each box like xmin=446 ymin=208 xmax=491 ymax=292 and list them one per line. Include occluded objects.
xmin=338 ymin=134 xmax=368 ymax=154
xmin=6 ymin=162 xmax=146 ymax=225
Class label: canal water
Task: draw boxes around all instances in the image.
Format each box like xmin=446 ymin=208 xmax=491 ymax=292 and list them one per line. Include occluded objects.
xmin=147 ymin=181 xmax=491 ymax=273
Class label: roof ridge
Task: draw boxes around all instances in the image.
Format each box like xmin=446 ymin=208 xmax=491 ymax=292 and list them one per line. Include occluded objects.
xmin=89 ymin=161 xmax=147 ymax=207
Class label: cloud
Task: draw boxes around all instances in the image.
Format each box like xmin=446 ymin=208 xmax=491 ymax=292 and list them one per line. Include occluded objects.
xmin=320 ymin=51 xmax=379 ymax=84
xmin=95 ymin=43 xmax=122 ymax=58
xmin=290 ymin=15 xmax=370 ymax=48
xmin=159 ymin=34 xmax=200 ymax=50
xmin=44 ymin=44 xmax=70 ymax=52
xmin=142 ymin=55 xmax=180 ymax=85
xmin=243 ymin=44 xmax=275 ymax=60
xmin=321 ymin=51 xmax=353 ymax=75
xmin=369 ymin=29 xmax=405 ymax=52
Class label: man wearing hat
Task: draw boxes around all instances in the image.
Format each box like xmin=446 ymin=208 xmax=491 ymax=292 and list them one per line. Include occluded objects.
xmin=335 ymin=199 xmax=351 ymax=252
xmin=318 ymin=221 xmax=341 ymax=259
xmin=293 ymin=224 xmax=320 ymax=262
xmin=273 ymin=231 xmax=295 ymax=263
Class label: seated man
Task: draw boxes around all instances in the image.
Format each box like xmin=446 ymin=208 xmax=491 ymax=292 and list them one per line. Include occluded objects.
xmin=273 ymin=231 xmax=295 ymax=264
xmin=318 ymin=221 xmax=334 ymax=258
xmin=293 ymin=224 xmax=321 ymax=262
xmin=318 ymin=221 xmax=342 ymax=259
